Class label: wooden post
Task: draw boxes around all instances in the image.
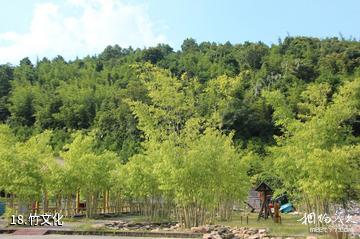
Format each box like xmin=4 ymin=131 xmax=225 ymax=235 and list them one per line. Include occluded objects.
xmin=255 ymin=182 xmax=274 ymax=220
xmin=274 ymin=202 xmax=281 ymax=223
xmin=75 ymin=191 xmax=80 ymax=214
xmin=107 ymin=190 xmax=110 ymax=213
xmin=9 ymin=194 xmax=14 ymax=209
xmin=263 ymin=193 xmax=268 ymax=219
xmin=103 ymin=191 xmax=107 ymax=213
xmin=43 ymin=190 xmax=48 ymax=213
xmin=257 ymin=192 xmax=266 ymax=220
xmin=35 ymin=201 xmax=39 ymax=214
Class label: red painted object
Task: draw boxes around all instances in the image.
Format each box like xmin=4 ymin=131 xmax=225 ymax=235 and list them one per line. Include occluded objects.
xmin=12 ymin=228 xmax=48 ymax=235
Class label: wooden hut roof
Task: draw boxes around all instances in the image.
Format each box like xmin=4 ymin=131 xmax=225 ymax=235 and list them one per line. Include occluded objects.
xmin=255 ymin=182 xmax=272 ymax=192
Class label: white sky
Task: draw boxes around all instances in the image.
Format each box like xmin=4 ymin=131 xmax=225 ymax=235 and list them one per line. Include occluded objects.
xmin=0 ymin=0 xmax=166 ymax=64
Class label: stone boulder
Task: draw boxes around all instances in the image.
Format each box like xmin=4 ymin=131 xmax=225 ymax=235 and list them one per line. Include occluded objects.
xmin=192 ymin=226 xmax=211 ymax=233
xmin=203 ymin=232 xmax=223 ymax=239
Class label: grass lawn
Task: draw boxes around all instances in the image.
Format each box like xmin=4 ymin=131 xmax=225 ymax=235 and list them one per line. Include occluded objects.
xmin=219 ymin=212 xmax=311 ymax=237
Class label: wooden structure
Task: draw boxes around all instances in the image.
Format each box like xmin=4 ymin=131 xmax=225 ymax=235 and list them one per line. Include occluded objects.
xmin=247 ymin=189 xmax=261 ymax=211
xmin=255 ymin=182 xmax=273 ymax=220
xmin=274 ymin=202 xmax=281 ymax=223
xmin=2 ymin=189 xmax=141 ymax=218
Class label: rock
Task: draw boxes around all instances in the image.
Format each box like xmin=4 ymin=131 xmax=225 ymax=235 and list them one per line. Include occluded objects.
xmin=203 ymin=232 xmax=222 ymax=239
xmin=306 ymin=236 xmax=318 ymax=239
xmin=117 ymin=220 xmax=126 ymax=226
xmin=244 ymin=229 xmax=256 ymax=236
xmin=103 ymin=221 xmax=182 ymax=231
xmin=207 ymin=225 xmax=216 ymax=231
xmin=248 ymin=235 xmax=260 ymax=239
xmin=216 ymin=227 xmax=229 ymax=234
xmin=203 ymin=234 xmax=212 ymax=239
xmin=222 ymin=232 xmax=235 ymax=239
xmin=192 ymin=226 xmax=211 ymax=233
xmin=258 ymin=229 xmax=266 ymax=234
xmin=234 ymin=233 xmax=243 ymax=238
xmin=213 ymin=234 xmax=223 ymax=239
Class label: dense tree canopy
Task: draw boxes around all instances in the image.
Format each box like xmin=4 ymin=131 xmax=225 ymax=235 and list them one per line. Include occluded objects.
xmin=0 ymin=36 xmax=359 ymax=225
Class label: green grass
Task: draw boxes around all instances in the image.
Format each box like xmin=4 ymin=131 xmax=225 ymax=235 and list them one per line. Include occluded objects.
xmin=73 ymin=222 xmax=95 ymax=231
xmin=219 ymin=212 xmax=310 ymax=237
xmin=73 ymin=220 xmax=110 ymax=232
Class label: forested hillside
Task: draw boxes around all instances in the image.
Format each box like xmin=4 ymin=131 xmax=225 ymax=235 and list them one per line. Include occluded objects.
xmin=0 ymin=37 xmax=359 ymax=225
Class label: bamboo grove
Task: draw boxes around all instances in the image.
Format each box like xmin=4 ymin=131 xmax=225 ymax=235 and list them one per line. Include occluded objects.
xmin=0 ymin=37 xmax=359 ymax=227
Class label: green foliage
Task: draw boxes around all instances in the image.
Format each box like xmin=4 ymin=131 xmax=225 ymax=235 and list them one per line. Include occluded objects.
xmin=263 ymin=78 xmax=360 ymax=209
xmin=0 ymin=64 xmax=13 ymax=121
xmin=0 ymin=125 xmax=54 ymax=202
xmin=123 ymin=66 xmax=252 ymax=225
xmin=60 ymin=131 xmax=118 ymax=217
xmin=1 ymin=36 xmax=360 ymax=221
